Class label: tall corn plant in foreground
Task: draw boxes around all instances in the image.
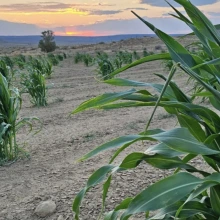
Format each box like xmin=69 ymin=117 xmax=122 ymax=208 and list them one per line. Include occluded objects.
xmin=72 ymin=0 xmax=220 ymax=219
xmin=0 ymin=73 xmax=38 ymax=164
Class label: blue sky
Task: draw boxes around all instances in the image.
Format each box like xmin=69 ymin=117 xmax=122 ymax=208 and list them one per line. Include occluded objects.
xmin=0 ymin=0 xmax=219 ymax=36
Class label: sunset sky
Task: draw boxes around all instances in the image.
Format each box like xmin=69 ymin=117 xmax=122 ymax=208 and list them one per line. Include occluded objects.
xmin=0 ymin=0 xmax=220 ymax=36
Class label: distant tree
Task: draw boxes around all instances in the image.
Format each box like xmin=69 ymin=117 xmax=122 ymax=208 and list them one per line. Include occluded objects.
xmin=38 ymin=30 xmax=56 ymax=53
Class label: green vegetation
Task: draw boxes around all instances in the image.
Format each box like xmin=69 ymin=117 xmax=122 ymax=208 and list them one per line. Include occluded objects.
xmin=47 ymin=53 xmax=59 ymax=66
xmin=0 ymin=72 xmax=38 ymax=164
xmin=1 ymin=56 xmax=14 ymax=68
xmin=72 ymin=0 xmax=220 ymax=219
xmin=73 ymin=50 xmax=140 ymax=80
xmin=38 ymin=30 xmax=56 ymax=53
xmin=21 ymin=68 xmax=47 ymax=107
xmin=0 ymin=60 xmax=14 ymax=84
xmin=14 ymin=54 xmax=26 ymax=69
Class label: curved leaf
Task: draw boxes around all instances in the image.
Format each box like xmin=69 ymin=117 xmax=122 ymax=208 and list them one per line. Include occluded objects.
xmin=120 ymin=172 xmax=202 ymax=219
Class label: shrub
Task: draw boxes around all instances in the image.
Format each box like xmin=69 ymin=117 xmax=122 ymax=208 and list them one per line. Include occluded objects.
xmin=72 ymin=0 xmax=220 ymax=219
xmin=38 ymin=30 xmax=56 ymax=53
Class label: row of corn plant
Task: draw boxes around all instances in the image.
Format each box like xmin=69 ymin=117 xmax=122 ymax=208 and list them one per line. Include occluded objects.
xmin=74 ymin=50 xmax=154 ymax=80
xmin=18 ymin=52 xmax=66 ymax=106
xmin=71 ymin=0 xmax=220 ymax=219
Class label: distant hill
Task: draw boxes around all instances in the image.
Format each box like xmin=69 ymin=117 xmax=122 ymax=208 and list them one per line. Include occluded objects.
xmin=0 ymin=34 xmax=184 ymax=47
xmin=0 ymin=34 xmax=155 ymax=46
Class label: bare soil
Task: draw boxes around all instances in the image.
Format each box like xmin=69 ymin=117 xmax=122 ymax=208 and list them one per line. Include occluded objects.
xmin=0 ymin=37 xmax=202 ymax=220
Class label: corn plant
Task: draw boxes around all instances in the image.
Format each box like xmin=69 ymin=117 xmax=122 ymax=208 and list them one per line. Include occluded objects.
xmin=0 ymin=60 xmax=14 ymax=84
xmin=21 ymin=68 xmax=47 ymax=106
xmin=113 ymin=57 xmax=123 ymax=69
xmin=96 ymin=51 xmax=109 ymax=60
xmin=143 ymin=48 xmax=149 ymax=57
xmin=96 ymin=58 xmax=115 ymax=80
xmin=74 ymin=52 xmax=84 ymax=64
xmin=63 ymin=52 xmax=67 ymax=59
xmin=43 ymin=60 xmax=53 ymax=78
xmin=82 ymin=54 xmax=93 ymax=67
xmin=117 ymin=51 xmax=133 ymax=64
xmin=72 ymin=0 xmax=220 ymax=219
xmin=133 ymin=50 xmax=140 ymax=60
xmin=1 ymin=56 xmax=14 ymax=69
xmin=28 ymin=58 xmax=53 ymax=78
xmin=0 ymin=73 xmax=38 ymax=164
xmin=47 ymin=53 xmax=59 ymax=66
xmin=162 ymin=59 xmax=174 ymax=71
xmin=14 ymin=54 xmax=26 ymax=69
xmin=56 ymin=54 xmax=64 ymax=61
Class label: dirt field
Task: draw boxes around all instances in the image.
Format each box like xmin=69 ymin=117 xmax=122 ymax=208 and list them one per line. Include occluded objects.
xmin=0 ymin=37 xmax=198 ymax=220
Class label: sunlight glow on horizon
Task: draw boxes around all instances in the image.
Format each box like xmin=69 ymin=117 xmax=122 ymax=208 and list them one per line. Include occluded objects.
xmin=0 ymin=0 xmax=219 ymax=36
